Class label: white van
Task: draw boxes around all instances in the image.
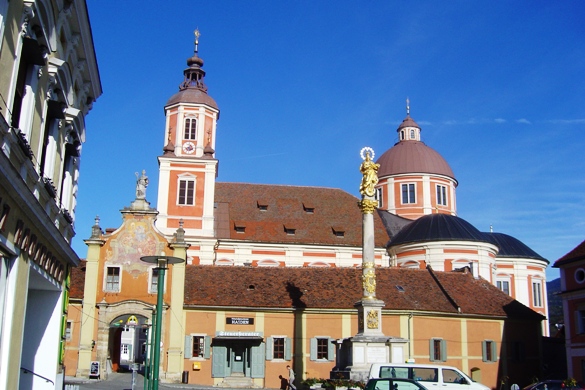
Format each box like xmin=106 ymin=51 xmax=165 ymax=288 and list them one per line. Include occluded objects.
xmin=368 ymin=363 xmax=489 ymax=390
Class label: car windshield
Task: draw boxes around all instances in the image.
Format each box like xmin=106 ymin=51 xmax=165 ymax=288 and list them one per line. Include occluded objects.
xmin=366 ymin=379 xmax=426 ymax=390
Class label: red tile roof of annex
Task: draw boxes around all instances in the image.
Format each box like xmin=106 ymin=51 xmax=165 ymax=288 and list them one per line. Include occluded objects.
xmin=183 ymin=265 xmax=542 ymax=319
xmin=215 ymin=182 xmax=388 ymax=247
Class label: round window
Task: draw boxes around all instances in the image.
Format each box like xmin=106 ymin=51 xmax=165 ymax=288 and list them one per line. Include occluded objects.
xmin=575 ymin=268 xmax=585 ymax=284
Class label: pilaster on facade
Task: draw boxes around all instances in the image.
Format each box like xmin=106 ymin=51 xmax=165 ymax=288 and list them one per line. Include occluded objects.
xmin=422 ymin=175 xmax=432 ymax=215
xmin=167 ymin=241 xmax=189 ymax=381
xmin=77 ymin=235 xmax=105 ymax=377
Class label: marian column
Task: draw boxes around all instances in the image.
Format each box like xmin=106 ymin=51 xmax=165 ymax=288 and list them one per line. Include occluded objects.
xmin=339 ymin=147 xmax=391 ymax=383
xmin=356 ymin=147 xmax=385 ymax=336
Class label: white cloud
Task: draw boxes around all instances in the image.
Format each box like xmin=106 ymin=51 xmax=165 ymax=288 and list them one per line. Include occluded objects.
xmin=516 ymin=118 xmax=532 ymax=125
xmin=545 ymin=119 xmax=585 ymax=125
xmin=494 ymin=118 xmax=507 ymax=123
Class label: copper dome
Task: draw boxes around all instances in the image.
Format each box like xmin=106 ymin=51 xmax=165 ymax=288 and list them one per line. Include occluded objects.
xmin=165 ymin=88 xmax=218 ymax=110
xmin=376 ymin=141 xmax=456 ymax=181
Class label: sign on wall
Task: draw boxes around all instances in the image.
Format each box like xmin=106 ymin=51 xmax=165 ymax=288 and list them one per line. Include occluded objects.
xmin=226 ymin=317 xmax=254 ymax=325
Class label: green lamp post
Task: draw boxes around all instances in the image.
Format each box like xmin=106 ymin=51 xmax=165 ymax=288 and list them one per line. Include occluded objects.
xmin=140 ymin=255 xmax=184 ymax=390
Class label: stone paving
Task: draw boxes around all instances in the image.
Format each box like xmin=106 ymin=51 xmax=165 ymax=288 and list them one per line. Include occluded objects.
xmin=66 ymin=372 xmax=223 ymax=390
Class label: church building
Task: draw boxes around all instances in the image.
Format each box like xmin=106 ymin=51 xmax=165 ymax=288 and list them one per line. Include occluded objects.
xmin=65 ymin=35 xmax=548 ymax=389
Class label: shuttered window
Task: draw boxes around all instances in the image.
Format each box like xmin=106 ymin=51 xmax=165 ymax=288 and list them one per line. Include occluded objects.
xmin=429 ymin=338 xmax=446 ymax=362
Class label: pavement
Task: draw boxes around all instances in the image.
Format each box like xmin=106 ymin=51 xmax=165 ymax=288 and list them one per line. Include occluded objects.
xmin=65 ymin=372 xmax=225 ymax=390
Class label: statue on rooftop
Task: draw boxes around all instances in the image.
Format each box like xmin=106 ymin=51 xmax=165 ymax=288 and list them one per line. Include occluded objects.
xmin=135 ymin=170 xmax=149 ymax=200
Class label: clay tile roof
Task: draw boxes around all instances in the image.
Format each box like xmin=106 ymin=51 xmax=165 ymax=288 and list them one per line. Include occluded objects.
xmin=183 ymin=266 xmax=542 ymax=320
xmin=214 ymin=183 xmax=388 ymax=247
xmin=554 ymin=238 xmax=585 ymax=267
xmin=70 ymin=260 xmax=86 ymax=299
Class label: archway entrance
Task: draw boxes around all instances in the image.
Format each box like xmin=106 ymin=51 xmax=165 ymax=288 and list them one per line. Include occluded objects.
xmin=108 ymin=314 xmax=149 ymax=372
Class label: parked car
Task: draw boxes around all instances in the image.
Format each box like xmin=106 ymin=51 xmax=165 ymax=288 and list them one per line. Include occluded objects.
xmin=366 ymin=378 xmax=428 ymax=390
xmin=369 ymin=363 xmax=490 ymax=390
xmin=522 ymin=380 xmax=585 ymax=390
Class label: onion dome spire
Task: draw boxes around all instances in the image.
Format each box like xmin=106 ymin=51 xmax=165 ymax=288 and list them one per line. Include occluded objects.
xmin=179 ymin=28 xmax=207 ymax=93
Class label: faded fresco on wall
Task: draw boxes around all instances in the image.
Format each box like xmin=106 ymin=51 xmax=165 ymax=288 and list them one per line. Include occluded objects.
xmin=105 ymin=217 xmax=167 ymax=277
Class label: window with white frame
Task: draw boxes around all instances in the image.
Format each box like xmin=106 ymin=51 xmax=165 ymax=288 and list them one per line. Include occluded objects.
xmin=65 ymin=320 xmax=73 ymax=341
xmin=184 ymin=116 xmax=197 ymax=140
xmin=310 ymin=337 xmax=334 ymax=361
xmin=482 ymin=340 xmax=497 ymax=362
xmin=496 ymin=277 xmax=510 ymax=296
xmin=401 ymin=183 xmax=416 ymax=204
xmin=376 ymin=187 xmax=383 ymax=208
xmin=184 ymin=335 xmax=211 ymax=359
xmin=429 ymin=338 xmax=446 ymax=362
xmin=149 ymin=268 xmax=160 ymax=293
xmin=532 ymin=280 xmax=543 ymax=307
xmin=436 ymin=185 xmax=447 ymax=206
xmin=266 ymin=336 xmax=291 ymax=360
xmin=177 ymin=177 xmax=196 ymax=206
xmin=105 ymin=266 xmax=121 ymax=292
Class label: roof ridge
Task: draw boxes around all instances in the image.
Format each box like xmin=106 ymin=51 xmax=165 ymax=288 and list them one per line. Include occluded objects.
xmin=216 ymin=181 xmax=347 ymax=191
xmin=426 ymin=265 xmax=461 ymax=313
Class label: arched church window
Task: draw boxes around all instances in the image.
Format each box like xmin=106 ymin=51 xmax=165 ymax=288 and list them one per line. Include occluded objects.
xmin=184 ymin=117 xmax=197 ymax=140
xmin=410 ymin=129 xmax=415 ymax=139
xmin=400 ymin=130 xmax=404 ymax=140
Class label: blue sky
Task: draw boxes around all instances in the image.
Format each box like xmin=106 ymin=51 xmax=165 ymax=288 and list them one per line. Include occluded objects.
xmin=76 ymin=1 xmax=585 ymax=280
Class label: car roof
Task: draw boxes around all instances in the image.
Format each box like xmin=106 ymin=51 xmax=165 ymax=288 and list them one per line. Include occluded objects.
xmin=370 ymin=363 xmax=459 ymax=369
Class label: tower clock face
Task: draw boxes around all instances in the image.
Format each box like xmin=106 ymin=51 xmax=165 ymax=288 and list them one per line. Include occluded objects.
xmin=182 ymin=142 xmax=195 ymax=154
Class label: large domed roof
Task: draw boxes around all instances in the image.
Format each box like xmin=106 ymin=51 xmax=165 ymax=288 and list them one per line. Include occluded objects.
xmin=377 ymin=141 xmax=455 ymax=180
xmin=389 ymin=214 xmax=492 ymax=247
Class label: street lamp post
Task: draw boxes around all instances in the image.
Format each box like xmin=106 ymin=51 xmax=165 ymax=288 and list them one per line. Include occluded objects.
xmin=140 ymin=255 xmax=184 ymax=390
xmin=143 ymin=308 xmax=155 ymax=390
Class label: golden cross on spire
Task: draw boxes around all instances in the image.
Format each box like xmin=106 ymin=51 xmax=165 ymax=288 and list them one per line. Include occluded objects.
xmin=194 ymin=28 xmax=200 ymax=53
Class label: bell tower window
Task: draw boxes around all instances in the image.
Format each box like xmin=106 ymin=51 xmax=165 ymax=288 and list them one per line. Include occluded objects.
xmin=410 ymin=129 xmax=415 ymax=139
xmin=184 ymin=117 xmax=197 ymax=140
xmin=177 ymin=177 xmax=196 ymax=206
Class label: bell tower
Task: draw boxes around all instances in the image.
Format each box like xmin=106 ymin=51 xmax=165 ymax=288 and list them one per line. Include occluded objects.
xmin=156 ymin=30 xmax=219 ymax=239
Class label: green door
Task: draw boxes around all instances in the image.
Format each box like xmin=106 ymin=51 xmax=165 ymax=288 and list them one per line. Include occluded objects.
xmin=231 ymin=344 xmax=245 ymax=374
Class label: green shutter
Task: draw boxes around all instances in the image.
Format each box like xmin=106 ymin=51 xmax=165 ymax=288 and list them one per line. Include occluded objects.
xmin=204 ymin=336 xmax=212 ymax=359
xmin=310 ymin=338 xmax=317 ymax=361
xmin=212 ymin=345 xmax=227 ymax=377
xmin=440 ymin=339 xmax=447 ymax=362
xmin=429 ymin=339 xmax=435 ymax=362
xmin=491 ymin=341 xmax=497 ymax=363
xmin=251 ymin=342 xmax=266 ymax=378
xmin=266 ymin=337 xmax=273 ymax=361
xmin=327 ymin=338 xmax=335 ymax=361
xmin=184 ymin=336 xmax=192 ymax=359
xmin=481 ymin=341 xmax=487 ymax=362
xmin=285 ymin=338 xmax=292 ymax=361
